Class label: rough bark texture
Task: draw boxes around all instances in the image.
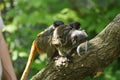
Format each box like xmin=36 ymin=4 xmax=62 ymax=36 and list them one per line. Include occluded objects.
xmin=31 ymin=14 xmax=120 ymax=80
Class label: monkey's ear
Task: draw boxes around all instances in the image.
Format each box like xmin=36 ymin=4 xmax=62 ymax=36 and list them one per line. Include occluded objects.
xmin=69 ymin=22 xmax=81 ymax=30
xmin=53 ymin=20 xmax=64 ymax=28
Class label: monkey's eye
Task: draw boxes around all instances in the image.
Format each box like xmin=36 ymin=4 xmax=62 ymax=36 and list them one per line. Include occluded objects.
xmin=57 ymin=35 xmax=62 ymax=39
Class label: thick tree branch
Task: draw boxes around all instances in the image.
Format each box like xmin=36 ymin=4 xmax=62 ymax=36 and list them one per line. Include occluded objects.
xmin=31 ymin=14 xmax=120 ymax=80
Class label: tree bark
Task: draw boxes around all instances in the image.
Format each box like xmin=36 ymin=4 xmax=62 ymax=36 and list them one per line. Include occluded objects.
xmin=31 ymin=14 xmax=120 ymax=80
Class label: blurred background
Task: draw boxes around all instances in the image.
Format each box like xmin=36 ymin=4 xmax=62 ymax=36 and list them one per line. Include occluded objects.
xmin=0 ymin=0 xmax=120 ymax=80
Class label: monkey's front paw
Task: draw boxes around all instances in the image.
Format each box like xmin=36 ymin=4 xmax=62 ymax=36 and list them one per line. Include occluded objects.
xmin=54 ymin=56 xmax=69 ymax=68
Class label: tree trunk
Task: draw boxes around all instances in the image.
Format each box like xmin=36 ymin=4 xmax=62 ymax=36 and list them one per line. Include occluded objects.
xmin=31 ymin=14 xmax=120 ymax=80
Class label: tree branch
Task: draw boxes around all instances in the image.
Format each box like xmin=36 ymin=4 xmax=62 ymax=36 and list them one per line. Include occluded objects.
xmin=31 ymin=14 xmax=120 ymax=80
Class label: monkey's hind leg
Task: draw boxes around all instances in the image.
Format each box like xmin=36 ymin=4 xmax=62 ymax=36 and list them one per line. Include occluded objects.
xmin=21 ymin=41 xmax=37 ymax=80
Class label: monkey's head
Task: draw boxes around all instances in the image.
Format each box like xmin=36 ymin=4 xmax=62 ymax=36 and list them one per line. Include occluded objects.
xmin=69 ymin=22 xmax=81 ymax=30
xmin=53 ymin=20 xmax=64 ymax=28
xmin=51 ymin=24 xmax=88 ymax=56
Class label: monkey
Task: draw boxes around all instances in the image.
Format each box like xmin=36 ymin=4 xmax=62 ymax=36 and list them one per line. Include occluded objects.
xmin=20 ymin=20 xmax=64 ymax=80
xmin=52 ymin=24 xmax=88 ymax=58
xmin=20 ymin=21 xmax=82 ymax=80
xmin=69 ymin=22 xmax=88 ymax=56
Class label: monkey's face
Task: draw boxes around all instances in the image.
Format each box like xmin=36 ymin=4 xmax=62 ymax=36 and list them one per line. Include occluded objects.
xmin=52 ymin=24 xmax=88 ymax=56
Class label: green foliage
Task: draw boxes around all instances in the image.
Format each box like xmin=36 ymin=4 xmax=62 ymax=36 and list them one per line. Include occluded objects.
xmin=1 ymin=0 xmax=120 ymax=79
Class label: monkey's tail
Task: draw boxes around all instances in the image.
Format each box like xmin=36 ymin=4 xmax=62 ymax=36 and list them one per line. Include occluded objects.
xmin=21 ymin=41 xmax=37 ymax=80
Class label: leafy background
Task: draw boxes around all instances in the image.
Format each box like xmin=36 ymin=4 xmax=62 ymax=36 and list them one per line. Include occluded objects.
xmin=0 ymin=0 xmax=120 ymax=80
